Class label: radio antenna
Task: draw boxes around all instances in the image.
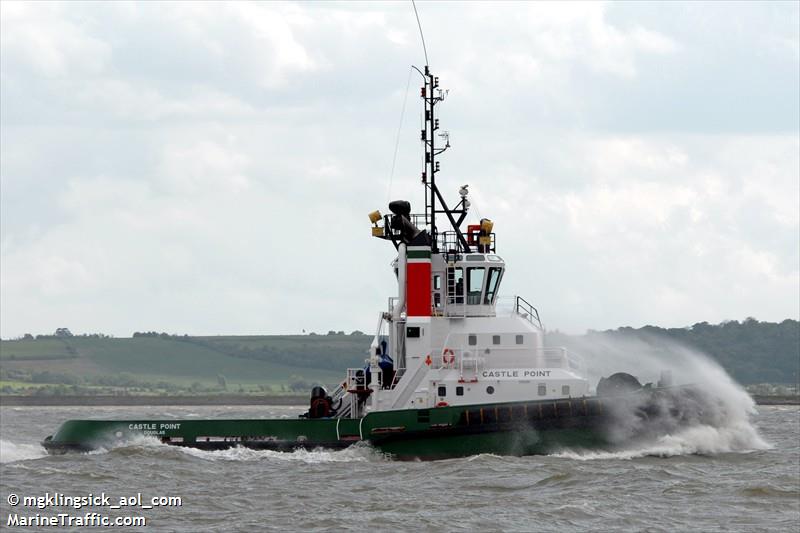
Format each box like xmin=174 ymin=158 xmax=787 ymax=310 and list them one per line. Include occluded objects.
xmin=411 ymin=0 xmax=429 ymax=65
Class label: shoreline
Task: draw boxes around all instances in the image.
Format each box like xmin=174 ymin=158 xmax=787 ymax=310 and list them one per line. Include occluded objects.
xmin=1 ymin=394 xmax=797 ymax=407
xmin=0 ymin=394 xmax=308 ymax=406
xmin=750 ymin=395 xmax=800 ymax=406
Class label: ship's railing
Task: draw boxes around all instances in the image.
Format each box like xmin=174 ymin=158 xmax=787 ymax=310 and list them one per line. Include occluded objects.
xmin=439 ymin=230 xmax=495 ymax=257
xmin=495 ymin=296 xmax=543 ymax=329
xmin=345 ymin=367 xmax=376 ymax=391
xmin=331 ymin=381 xmax=347 ymax=403
xmin=566 ymin=351 xmax=584 ymax=372
xmin=329 ymin=378 xmax=356 ymax=419
xmin=332 ymin=367 xmax=379 ymax=419
xmin=539 ymin=347 xmax=585 ymax=372
xmin=389 ymin=358 xmax=430 ymax=409
xmin=374 ymin=212 xmax=496 ymax=255
xmin=515 ymin=296 xmax=543 ymax=329
xmin=427 ymin=344 xmax=583 ymax=373
xmin=541 ymin=347 xmax=567 ymax=368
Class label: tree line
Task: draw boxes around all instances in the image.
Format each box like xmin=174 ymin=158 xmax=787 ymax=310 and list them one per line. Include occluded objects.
xmin=546 ymin=318 xmax=798 ymax=384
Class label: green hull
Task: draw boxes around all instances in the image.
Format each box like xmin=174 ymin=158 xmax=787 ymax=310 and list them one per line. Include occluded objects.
xmin=43 ymin=397 xmax=613 ymax=459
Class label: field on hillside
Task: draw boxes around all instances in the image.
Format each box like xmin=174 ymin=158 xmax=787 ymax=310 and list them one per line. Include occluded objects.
xmin=0 ymin=334 xmax=372 ymax=395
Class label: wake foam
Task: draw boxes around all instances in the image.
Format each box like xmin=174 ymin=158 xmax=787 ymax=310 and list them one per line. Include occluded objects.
xmin=551 ymin=421 xmax=771 ymax=461
xmin=98 ymin=437 xmax=385 ymax=464
xmin=170 ymin=442 xmax=385 ymax=463
xmin=0 ymin=439 xmax=48 ymax=464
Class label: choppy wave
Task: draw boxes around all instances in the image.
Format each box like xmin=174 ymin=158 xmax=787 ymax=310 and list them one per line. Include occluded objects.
xmin=88 ymin=436 xmax=386 ymax=464
xmin=0 ymin=439 xmax=47 ymax=464
xmin=171 ymin=442 xmax=385 ymax=463
xmin=464 ymin=453 xmax=506 ymax=462
xmin=2 ymin=404 xmax=795 ymax=532
xmin=738 ymin=486 xmax=800 ymax=499
xmin=551 ymin=419 xmax=771 ymax=461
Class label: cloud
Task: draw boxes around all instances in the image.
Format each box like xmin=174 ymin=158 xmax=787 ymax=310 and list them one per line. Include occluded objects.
xmin=461 ymin=131 xmax=798 ymax=331
xmin=1 ymin=1 xmax=797 ymax=337
xmin=0 ymin=2 xmax=111 ymax=78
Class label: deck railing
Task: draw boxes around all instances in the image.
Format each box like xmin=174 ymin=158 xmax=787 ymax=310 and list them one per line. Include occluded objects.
xmin=514 ymin=296 xmax=543 ymax=329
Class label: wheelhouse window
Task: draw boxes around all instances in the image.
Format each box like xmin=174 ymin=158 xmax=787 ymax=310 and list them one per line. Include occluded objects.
xmin=562 ymin=385 xmax=570 ymax=396
xmin=516 ymin=335 xmax=524 ymax=345
xmin=468 ymin=334 xmax=477 ymax=346
xmin=456 ymin=386 xmax=464 ymax=396
xmin=467 ymin=267 xmax=485 ymax=305
xmin=438 ymin=386 xmax=446 ymax=397
xmin=538 ymin=384 xmax=547 ymax=396
xmin=492 ymin=335 xmax=500 ymax=345
xmin=484 ymin=267 xmax=503 ymax=304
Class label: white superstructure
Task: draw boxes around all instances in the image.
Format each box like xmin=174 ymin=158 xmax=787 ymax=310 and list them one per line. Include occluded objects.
xmin=329 ymin=66 xmax=590 ymax=419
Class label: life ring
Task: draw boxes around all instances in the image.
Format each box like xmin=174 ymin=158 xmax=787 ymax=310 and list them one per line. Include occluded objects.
xmin=436 ymin=401 xmax=449 ymax=407
xmin=442 ymin=348 xmax=456 ymax=366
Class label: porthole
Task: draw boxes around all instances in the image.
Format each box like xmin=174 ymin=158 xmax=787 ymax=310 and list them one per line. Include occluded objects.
xmin=486 ymin=386 xmax=495 ymax=395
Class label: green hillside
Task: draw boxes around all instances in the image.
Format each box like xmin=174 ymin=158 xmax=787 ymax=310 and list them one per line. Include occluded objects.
xmin=1 ymin=333 xmax=370 ymax=395
xmin=546 ymin=318 xmax=799 ymax=385
xmin=1 ymin=319 xmax=797 ymax=397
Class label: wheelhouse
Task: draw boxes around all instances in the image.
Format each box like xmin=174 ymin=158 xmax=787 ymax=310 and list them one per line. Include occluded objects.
xmin=432 ymin=253 xmax=505 ymax=317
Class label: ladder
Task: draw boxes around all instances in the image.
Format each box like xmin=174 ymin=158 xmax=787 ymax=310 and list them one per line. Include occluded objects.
xmin=330 ymin=381 xmax=355 ymax=419
xmin=336 ymin=398 xmax=353 ymax=419
xmin=459 ymin=351 xmax=483 ymax=383
xmin=445 ymin=266 xmax=465 ymax=318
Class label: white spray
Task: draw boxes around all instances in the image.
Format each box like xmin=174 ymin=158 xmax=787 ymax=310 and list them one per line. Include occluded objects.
xmin=0 ymin=439 xmax=48 ymax=464
xmin=553 ymin=330 xmax=771 ymax=457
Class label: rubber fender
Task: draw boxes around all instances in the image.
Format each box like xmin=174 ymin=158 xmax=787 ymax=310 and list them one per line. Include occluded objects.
xmin=597 ymin=372 xmax=643 ymax=397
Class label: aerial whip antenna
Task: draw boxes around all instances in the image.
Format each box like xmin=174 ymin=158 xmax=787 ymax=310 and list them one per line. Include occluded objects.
xmin=411 ymin=0 xmax=429 ymax=65
xmin=387 ymin=66 xmax=414 ymax=204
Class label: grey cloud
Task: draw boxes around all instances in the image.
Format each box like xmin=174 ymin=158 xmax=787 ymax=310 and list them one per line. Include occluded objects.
xmin=1 ymin=2 xmax=797 ymax=338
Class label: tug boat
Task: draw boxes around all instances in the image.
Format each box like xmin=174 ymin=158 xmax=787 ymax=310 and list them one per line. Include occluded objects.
xmin=43 ymin=66 xmax=714 ymax=459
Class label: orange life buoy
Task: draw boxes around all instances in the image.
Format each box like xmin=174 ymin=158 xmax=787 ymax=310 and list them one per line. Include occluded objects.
xmin=436 ymin=401 xmax=449 ymax=407
xmin=442 ymin=348 xmax=455 ymax=366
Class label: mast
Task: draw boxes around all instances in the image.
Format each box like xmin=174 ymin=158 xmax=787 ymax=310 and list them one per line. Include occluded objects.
xmin=372 ymin=66 xmax=488 ymax=255
xmin=421 ymin=66 xmax=438 ymax=250
xmin=418 ymin=66 xmax=471 ymax=254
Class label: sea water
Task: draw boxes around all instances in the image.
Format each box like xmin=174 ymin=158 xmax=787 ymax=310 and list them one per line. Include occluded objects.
xmin=1 ymin=404 xmax=798 ymax=532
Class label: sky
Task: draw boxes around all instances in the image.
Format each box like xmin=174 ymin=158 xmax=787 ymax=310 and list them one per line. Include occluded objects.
xmin=1 ymin=1 xmax=798 ymax=338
